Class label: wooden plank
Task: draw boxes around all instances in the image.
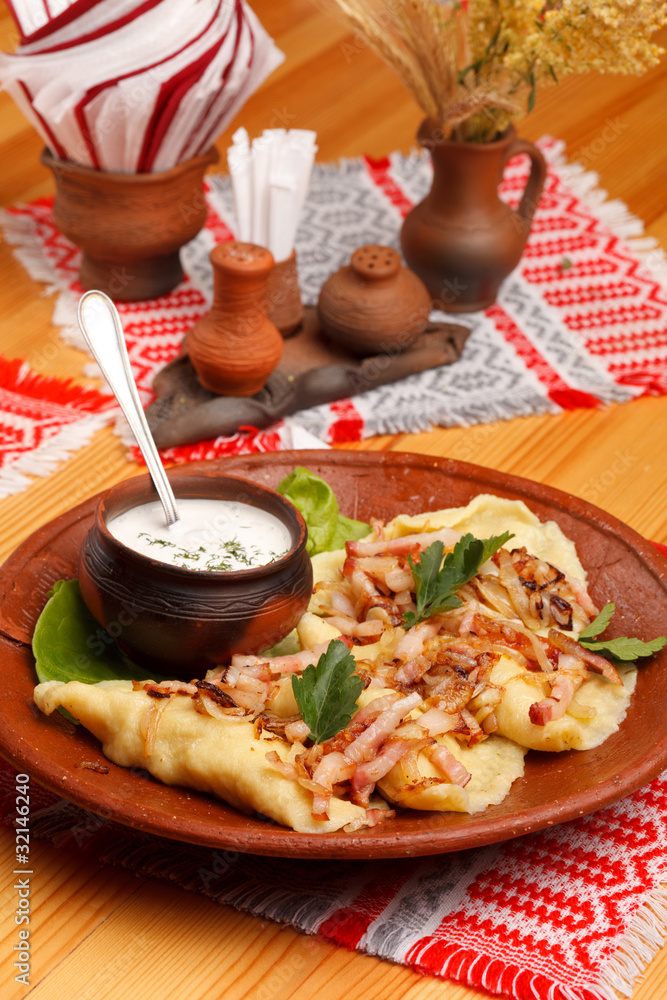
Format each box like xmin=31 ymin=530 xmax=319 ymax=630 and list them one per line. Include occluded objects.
xmin=0 ymin=828 xmax=146 ymax=1000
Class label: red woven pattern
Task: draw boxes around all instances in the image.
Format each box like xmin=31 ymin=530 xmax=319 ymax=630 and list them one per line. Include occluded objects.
xmin=0 ymin=357 xmax=113 ymax=488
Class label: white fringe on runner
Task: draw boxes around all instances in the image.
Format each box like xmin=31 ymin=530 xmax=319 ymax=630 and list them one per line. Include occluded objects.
xmin=594 ymin=884 xmax=667 ymax=999
xmin=0 ymin=411 xmax=111 ymax=500
xmin=0 ymin=208 xmax=63 ymax=297
xmin=521 ymin=883 xmax=667 ymax=1000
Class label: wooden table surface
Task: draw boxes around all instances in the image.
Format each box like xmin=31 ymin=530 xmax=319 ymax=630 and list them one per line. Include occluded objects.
xmin=1 ymin=3 xmax=667 ymax=998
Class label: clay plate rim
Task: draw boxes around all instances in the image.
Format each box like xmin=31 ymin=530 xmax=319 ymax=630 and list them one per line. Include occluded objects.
xmin=1 ymin=450 xmax=666 ymax=860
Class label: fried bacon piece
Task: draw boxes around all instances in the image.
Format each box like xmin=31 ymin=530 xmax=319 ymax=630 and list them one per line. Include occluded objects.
xmin=345 ymin=526 xmax=461 ymax=558
xmin=230 ymin=642 xmax=339 ymax=676
xmin=325 ymin=615 xmax=384 ymax=642
xmin=343 ymin=692 xmax=423 ymax=764
xmin=529 ymin=656 xmax=588 ymax=725
xmin=343 ymin=558 xmax=403 ymax=622
xmin=463 ymin=614 xmax=556 ymax=672
xmin=312 ymin=751 xmax=357 ymax=790
xmin=415 ymin=707 xmax=458 ymax=736
xmin=394 ymin=654 xmax=431 ymax=686
xmin=425 ymin=744 xmax=471 ymax=787
xmin=285 ymin=719 xmax=312 ymax=742
xmin=548 ymin=630 xmax=622 ymax=684
xmin=394 ymin=620 xmax=441 ymax=662
xmin=349 ymin=737 xmax=424 ymax=805
xmin=352 ymin=555 xmax=413 ymax=594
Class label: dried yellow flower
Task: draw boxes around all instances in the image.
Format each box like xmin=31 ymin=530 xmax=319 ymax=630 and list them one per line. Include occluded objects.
xmin=328 ymin=0 xmax=667 ymax=141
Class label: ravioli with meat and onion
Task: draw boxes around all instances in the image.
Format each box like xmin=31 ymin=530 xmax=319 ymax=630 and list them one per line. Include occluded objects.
xmin=32 ymin=493 xmax=640 ymax=832
xmin=306 ymin=494 xmax=635 ymax=761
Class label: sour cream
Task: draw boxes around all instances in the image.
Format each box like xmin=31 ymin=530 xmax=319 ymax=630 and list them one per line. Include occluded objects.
xmin=107 ymin=498 xmax=292 ymax=571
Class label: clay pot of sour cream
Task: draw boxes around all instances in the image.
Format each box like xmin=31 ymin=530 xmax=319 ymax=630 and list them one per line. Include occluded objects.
xmin=78 ymin=468 xmax=312 ymax=677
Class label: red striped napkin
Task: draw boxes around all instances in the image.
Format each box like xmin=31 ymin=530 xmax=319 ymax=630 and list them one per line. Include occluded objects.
xmin=2 ymin=0 xmax=284 ymax=172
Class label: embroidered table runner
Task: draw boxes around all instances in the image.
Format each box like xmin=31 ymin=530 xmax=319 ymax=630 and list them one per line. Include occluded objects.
xmin=1 ymin=754 xmax=666 ymax=1000
xmin=2 ymin=137 xmax=667 ymax=498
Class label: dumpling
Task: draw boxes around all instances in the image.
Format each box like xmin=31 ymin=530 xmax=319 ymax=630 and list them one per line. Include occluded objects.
xmin=349 ymin=688 xmax=526 ymax=815
xmin=33 ymin=679 xmax=376 ymax=834
xmin=383 ymin=493 xmax=587 ymax=583
xmin=378 ymin=730 xmax=526 ymax=814
xmin=490 ymin=657 xmax=637 ymax=752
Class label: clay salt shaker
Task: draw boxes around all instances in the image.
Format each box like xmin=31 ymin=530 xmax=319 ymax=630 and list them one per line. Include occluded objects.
xmin=186 ymin=242 xmax=283 ymax=395
xmin=316 ymin=245 xmax=432 ymax=356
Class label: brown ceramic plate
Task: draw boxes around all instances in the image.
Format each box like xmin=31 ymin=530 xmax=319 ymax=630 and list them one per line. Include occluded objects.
xmin=1 ymin=451 xmax=666 ymax=859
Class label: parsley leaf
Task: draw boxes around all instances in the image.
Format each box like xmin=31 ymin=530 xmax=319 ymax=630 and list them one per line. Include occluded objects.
xmin=403 ymin=531 xmax=514 ymax=628
xmin=578 ymin=602 xmax=616 ymax=641
xmin=578 ymin=601 xmax=667 ymax=661
xmin=579 ymin=635 xmax=667 ymax=661
xmin=291 ymin=640 xmax=364 ymax=744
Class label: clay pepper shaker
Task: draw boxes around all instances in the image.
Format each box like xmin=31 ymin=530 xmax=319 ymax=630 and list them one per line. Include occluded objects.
xmin=186 ymin=242 xmax=283 ymax=396
xmin=317 ymin=245 xmax=432 ymax=356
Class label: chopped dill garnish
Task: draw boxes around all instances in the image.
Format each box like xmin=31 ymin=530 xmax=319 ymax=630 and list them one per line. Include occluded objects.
xmin=136 ymin=531 xmax=287 ymax=572
xmin=175 ymin=547 xmax=202 ymax=561
xmin=139 ymin=532 xmax=176 ymax=549
xmin=203 ymin=557 xmax=234 ymax=572
xmin=203 ymin=536 xmax=264 ymax=570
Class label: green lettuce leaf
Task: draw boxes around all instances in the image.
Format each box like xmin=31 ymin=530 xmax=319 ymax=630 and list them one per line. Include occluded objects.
xmin=277 ymin=466 xmax=369 ymax=555
xmin=32 ymin=579 xmax=156 ymax=687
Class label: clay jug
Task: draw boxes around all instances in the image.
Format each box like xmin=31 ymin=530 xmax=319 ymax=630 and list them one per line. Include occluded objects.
xmin=186 ymin=242 xmax=283 ymax=396
xmin=317 ymin=245 xmax=431 ymax=356
xmin=400 ymin=121 xmax=547 ymax=312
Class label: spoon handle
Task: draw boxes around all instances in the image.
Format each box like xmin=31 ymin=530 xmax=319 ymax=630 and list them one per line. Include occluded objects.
xmin=77 ymin=290 xmax=180 ymax=526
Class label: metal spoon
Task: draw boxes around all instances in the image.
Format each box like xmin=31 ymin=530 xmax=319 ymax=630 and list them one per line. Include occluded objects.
xmin=77 ymin=290 xmax=180 ymax=527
